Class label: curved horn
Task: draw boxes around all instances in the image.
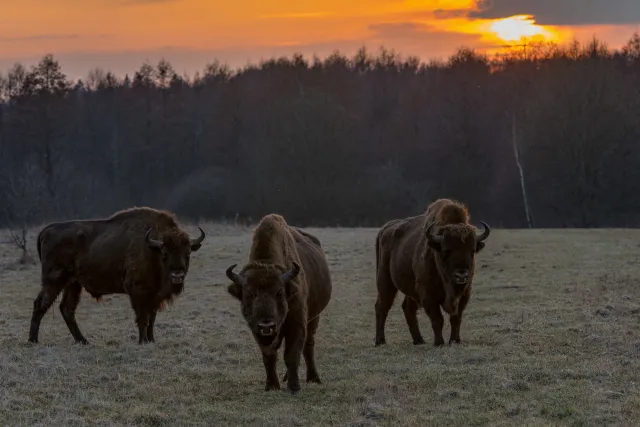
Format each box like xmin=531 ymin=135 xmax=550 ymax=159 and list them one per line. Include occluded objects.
xmin=425 ymin=222 xmax=443 ymax=244
xmin=226 ymin=264 xmax=245 ymax=285
xmin=476 ymin=221 xmax=491 ymax=242
xmin=145 ymin=228 xmax=163 ymax=249
xmin=190 ymin=226 xmax=206 ymax=247
xmin=281 ymin=261 xmax=301 ymax=283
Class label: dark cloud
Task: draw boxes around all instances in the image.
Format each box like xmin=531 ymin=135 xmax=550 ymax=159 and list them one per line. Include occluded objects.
xmin=471 ymin=0 xmax=640 ymax=26
xmin=433 ymin=9 xmax=471 ymax=20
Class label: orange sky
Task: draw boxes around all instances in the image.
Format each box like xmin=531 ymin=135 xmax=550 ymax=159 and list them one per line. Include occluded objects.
xmin=0 ymin=0 xmax=638 ymax=78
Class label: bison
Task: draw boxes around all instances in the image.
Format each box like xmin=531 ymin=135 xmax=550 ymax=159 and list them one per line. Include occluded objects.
xmin=225 ymin=214 xmax=332 ymax=394
xmin=374 ymin=198 xmax=490 ymax=347
xmin=28 ymin=207 xmax=205 ymax=345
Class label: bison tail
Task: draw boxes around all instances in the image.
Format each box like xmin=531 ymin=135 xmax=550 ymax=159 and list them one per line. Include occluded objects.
xmin=36 ymin=229 xmax=44 ymax=261
xmin=375 ymin=231 xmax=381 ymax=275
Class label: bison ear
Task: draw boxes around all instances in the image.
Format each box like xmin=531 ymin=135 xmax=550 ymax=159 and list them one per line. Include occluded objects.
xmin=227 ymin=283 xmax=242 ymax=300
xmin=427 ymin=241 xmax=442 ymax=252
xmin=285 ymin=280 xmax=299 ymax=298
xmin=475 ymin=241 xmax=486 ymax=253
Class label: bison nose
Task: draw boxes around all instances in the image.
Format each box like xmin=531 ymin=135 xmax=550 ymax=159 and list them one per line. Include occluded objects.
xmin=170 ymin=271 xmax=186 ymax=284
xmin=453 ymin=269 xmax=469 ymax=284
xmin=257 ymin=320 xmax=277 ymax=336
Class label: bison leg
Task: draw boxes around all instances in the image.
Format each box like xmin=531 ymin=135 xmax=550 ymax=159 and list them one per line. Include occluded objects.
xmin=303 ymin=317 xmax=321 ymax=384
xmin=28 ymin=278 xmax=66 ymax=343
xmin=130 ymin=298 xmax=151 ymax=344
xmin=146 ymin=310 xmax=157 ymax=343
xmin=401 ymin=296 xmax=425 ymax=345
xmin=283 ymin=326 xmax=305 ymax=394
xmin=449 ymin=294 xmax=469 ymax=345
xmin=374 ymin=271 xmax=398 ymax=346
xmin=423 ymin=301 xmax=445 ymax=346
xmin=262 ymin=351 xmax=280 ymax=391
xmin=59 ymin=282 xmax=89 ymax=344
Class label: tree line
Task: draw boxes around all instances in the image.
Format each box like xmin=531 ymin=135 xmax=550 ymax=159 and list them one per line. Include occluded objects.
xmin=2 ymin=34 xmax=640 ymax=230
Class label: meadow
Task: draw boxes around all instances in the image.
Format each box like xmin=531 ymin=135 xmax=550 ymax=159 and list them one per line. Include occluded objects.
xmin=1 ymin=224 xmax=639 ymax=426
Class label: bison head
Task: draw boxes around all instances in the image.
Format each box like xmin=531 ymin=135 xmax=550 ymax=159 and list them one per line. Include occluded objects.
xmin=145 ymin=226 xmax=205 ymax=289
xmin=425 ymin=221 xmax=490 ymax=315
xmin=226 ymin=262 xmax=300 ymax=347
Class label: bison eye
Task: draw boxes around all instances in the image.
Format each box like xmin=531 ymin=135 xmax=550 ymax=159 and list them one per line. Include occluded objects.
xmin=277 ymin=288 xmax=286 ymax=300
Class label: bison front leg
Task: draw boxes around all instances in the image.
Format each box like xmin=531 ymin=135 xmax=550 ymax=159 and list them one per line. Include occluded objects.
xmin=147 ymin=310 xmax=157 ymax=343
xmin=402 ymin=295 xmax=425 ymax=345
xmin=262 ymin=350 xmax=280 ymax=391
xmin=303 ymin=317 xmax=321 ymax=384
xmin=130 ymin=298 xmax=151 ymax=344
xmin=449 ymin=294 xmax=470 ymax=345
xmin=283 ymin=326 xmax=306 ymax=394
xmin=423 ymin=300 xmax=445 ymax=346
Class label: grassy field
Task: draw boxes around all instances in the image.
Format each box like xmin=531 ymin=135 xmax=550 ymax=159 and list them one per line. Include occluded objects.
xmin=1 ymin=224 xmax=640 ymax=426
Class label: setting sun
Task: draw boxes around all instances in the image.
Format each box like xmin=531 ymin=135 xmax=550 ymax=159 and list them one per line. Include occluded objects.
xmin=489 ymin=15 xmax=555 ymax=43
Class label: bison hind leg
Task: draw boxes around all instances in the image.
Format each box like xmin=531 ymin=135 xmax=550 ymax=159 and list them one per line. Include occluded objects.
xmin=374 ymin=274 xmax=398 ymax=346
xmin=59 ymin=282 xmax=89 ymax=344
xmin=28 ymin=276 xmax=67 ymax=343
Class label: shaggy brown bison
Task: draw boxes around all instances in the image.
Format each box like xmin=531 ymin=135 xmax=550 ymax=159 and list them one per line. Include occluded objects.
xmin=28 ymin=207 xmax=205 ymax=345
xmin=225 ymin=214 xmax=332 ymax=394
xmin=374 ymin=198 xmax=490 ymax=347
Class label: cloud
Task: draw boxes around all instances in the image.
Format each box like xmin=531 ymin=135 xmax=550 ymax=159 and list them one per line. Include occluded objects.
xmin=0 ymin=34 xmax=81 ymax=43
xmin=471 ymin=0 xmax=640 ymax=26
xmin=367 ymin=21 xmax=488 ymax=57
xmin=120 ymin=0 xmax=180 ymax=5
xmin=368 ymin=22 xmax=433 ymax=39
xmin=0 ymin=34 xmax=111 ymax=44
xmin=258 ymin=12 xmax=332 ymax=20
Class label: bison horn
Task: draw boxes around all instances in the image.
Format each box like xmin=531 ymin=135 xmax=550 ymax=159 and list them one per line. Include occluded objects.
xmin=281 ymin=261 xmax=301 ymax=283
xmin=476 ymin=221 xmax=491 ymax=242
xmin=226 ymin=264 xmax=245 ymax=286
xmin=190 ymin=226 xmax=206 ymax=247
xmin=425 ymin=222 xmax=443 ymax=243
xmin=145 ymin=229 xmax=164 ymax=249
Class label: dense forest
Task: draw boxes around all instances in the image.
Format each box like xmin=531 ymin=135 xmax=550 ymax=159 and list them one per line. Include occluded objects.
xmin=2 ymin=34 xmax=640 ymax=230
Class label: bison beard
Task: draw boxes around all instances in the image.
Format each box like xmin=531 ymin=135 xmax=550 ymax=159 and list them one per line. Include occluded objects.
xmin=225 ymin=214 xmax=332 ymax=394
xmin=28 ymin=207 xmax=205 ymax=345
xmin=374 ymin=198 xmax=490 ymax=347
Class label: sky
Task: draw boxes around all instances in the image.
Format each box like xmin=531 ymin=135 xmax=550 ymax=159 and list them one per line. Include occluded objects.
xmin=1 ymin=0 xmax=639 ymax=79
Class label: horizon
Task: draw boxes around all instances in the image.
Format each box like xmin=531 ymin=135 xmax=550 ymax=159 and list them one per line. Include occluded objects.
xmin=1 ymin=0 xmax=639 ymax=80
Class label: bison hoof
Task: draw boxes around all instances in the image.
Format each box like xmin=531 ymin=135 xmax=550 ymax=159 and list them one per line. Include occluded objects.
xmin=433 ymin=340 xmax=445 ymax=347
xmin=265 ymin=382 xmax=281 ymax=391
xmin=75 ymin=339 xmax=89 ymax=345
xmin=374 ymin=338 xmax=386 ymax=346
xmin=449 ymin=339 xmax=461 ymax=345
xmin=413 ymin=337 xmax=426 ymax=345
xmin=306 ymin=375 xmax=322 ymax=384
xmin=287 ymin=385 xmax=301 ymax=395
xmin=28 ymin=338 xmax=38 ymax=344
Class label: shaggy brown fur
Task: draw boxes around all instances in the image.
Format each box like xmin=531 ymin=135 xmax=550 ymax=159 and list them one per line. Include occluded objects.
xmin=374 ymin=198 xmax=490 ymax=347
xmin=28 ymin=207 xmax=205 ymax=345
xmin=226 ymin=214 xmax=332 ymax=394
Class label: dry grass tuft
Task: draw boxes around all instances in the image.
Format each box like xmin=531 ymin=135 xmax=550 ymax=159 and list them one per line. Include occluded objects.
xmin=1 ymin=226 xmax=640 ymax=426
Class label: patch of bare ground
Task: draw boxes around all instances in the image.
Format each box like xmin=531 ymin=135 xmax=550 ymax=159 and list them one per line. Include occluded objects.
xmin=1 ymin=226 xmax=640 ymax=426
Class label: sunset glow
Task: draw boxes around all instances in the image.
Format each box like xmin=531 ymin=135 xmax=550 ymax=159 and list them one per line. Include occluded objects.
xmin=0 ymin=0 xmax=635 ymax=78
xmin=489 ymin=15 xmax=556 ymax=43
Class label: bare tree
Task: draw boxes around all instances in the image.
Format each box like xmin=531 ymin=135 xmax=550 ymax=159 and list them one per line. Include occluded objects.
xmin=2 ymin=162 xmax=45 ymax=264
